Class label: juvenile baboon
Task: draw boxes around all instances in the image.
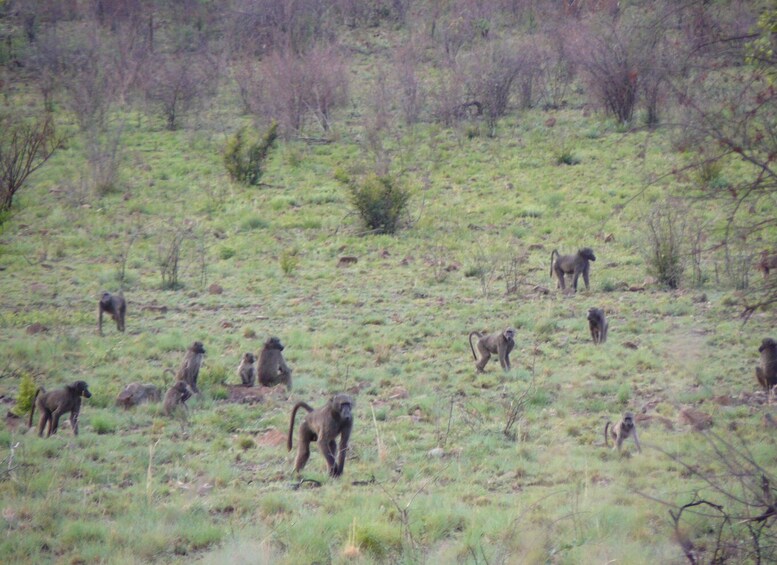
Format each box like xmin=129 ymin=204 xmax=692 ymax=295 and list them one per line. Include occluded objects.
xmin=756 ymin=251 xmax=777 ymax=278
xmin=258 ymin=337 xmax=292 ymax=389
xmin=115 ymin=382 xmax=161 ymax=409
xmin=163 ymin=381 xmax=193 ymax=416
xmin=756 ymin=338 xmax=777 ymax=391
xmin=587 ymin=308 xmax=609 ymax=344
xmin=28 ymin=380 xmax=92 ymax=437
xmin=238 ymin=352 xmax=257 ymax=387
xmin=468 ymin=328 xmax=515 ymax=372
xmin=97 ymin=291 xmax=126 ymax=334
xmin=288 ymin=393 xmax=353 ymax=477
xmin=604 ymin=412 xmax=641 ymax=453
xmin=550 ymin=248 xmax=596 ymax=291
xmin=176 ymin=341 xmax=205 ymax=393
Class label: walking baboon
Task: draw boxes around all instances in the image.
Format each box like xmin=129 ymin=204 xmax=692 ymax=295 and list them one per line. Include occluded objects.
xmin=98 ymin=291 xmax=126 ymax=334
xmin=756 ymin=338 xmax=777 ymax=391
xmin=550 ymin=248 xmax=596 ymax=291
xmin=587 ymin=308 xmax=609 ymax=344
xmin=258 ymin=337 xmax=292 ymax=389
xmin=756 ymin=251 xmax=777 ymax=278
xmin=288 ymin=394 xmax=353 ymax=477
xmin=469 ymin=328 xmax=515 ymax=372
xmin=176 ymin=341 xmax=205 ymax=393
xmin=28 ymin=380 xmax=92 ymax=437
xmin=238 ymin=352 xmax=257 ymax=387
xmin=115 ymin=382 xmax=161 ymax=409
xmin=604 ymin=412 xmax=641 ymax=453
xmin=163 ymin=381 xmax=193 ymax=416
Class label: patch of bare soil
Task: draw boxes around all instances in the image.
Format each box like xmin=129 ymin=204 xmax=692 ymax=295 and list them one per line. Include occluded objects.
xmin=224 ymin=384 xmax=288 ymax=404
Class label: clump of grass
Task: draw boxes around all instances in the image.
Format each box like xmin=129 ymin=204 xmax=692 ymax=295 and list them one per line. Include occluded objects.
xmin=279 ymin=248 xmax=300 ymax=276
xmin=90 ymin=413 xmax=118 ymax=435
xmin=237 ymin=436 xmax=255 ymax=450
xmin=219 ymin=247 xmax=236 ymax=260
xmin=239 ymin=215 xmax=267 ymax=232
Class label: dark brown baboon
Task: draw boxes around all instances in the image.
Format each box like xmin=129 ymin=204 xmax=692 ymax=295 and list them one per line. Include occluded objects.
xmin=97 ymin=291 xmax=126 ymax=334
xmin=176 ymin=341 xmax=205 ymax=393
xmin=115 ymin=382 xmax=161 ymax=409
xmin=163 ymin=381 xmax=193 ymax=417
xmin=28 ymin=380 xmax=92 ymax=437
xmin=288 ymin=394 xmax=353 ymax=477
xmin=258 ymin=337 xmax=292 ymax=389
xmin=756 ymin=338 xmax=777 ymax=391
xmin=604 ymin=412 xmax=641 ymax=453
xmin=468 ymin=328 xmax=515 ymax=372
xmin=550 ymin=248 xmax=596 ymax=291
xmin=238 ymin=352 xmax=256 ymax=387
xmin=756 ymin=251 xmax=777 ymax=278
xmin=587 ymin=308 xmax=609 ymax=345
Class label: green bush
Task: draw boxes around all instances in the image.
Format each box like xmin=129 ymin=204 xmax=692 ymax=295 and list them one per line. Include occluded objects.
xmin=14 ymin=373 xmax=37 ymax=416
xmin=343 ymin=172 xmax=410 ymax=235
xmin=224 ymin=122 xmax=278 ymax=186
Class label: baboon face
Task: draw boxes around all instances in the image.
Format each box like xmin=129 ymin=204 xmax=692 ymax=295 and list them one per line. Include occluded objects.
xmin=191 ymin=341 xmax=206 ymax=355
xmin=70 ymin=380 xmax=92 ymax=398
xmin=243 ymin=352 xmax=256 ymax=364
xmin=503 ymin=328 xmax=516 ymax=341
xmin=760 ymin=338 xmax=777 ymax=353
xmin=332 ymin=394 xmax=353 ymax=421
xmin=265 ymin=337 xmax=284 ymax=351
xmin=622 ymin=413 xmax=634 ymax=430
xmin=579 ymin=248 xmax=596 ymax=262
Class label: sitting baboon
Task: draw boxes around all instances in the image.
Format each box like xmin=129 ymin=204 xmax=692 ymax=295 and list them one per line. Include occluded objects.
xmin=604 ymin=412 xmax=641 ymax=453
xmin=258 ymin=337 xmax=292 ymax=389
xmin=288 ymin=393 xmax=353 ymax=477
xmin=115 ymin=382 xmax=161 ymax=409
xmin=97 ymin=291 xmax=126 ymax=334
xmin=238 ymin=352 xmax=257 ymax=387
xmin=587 ymin=308 xmax=609 ymax=345
xmin=28 ymin=380 xmax=92 ymax=437
xmin=756 ymin=251 xmax=777 ymax=279
xmin=163 ymin=381 xmax=193 ymax=417
xmin=176 ymin=341 xmax=205 ymax=393
xmin=756 ymin=338 xmax=777 ymax=391
xmin=468 ymin=328 xmax=515 ymax=372
xmin=550 ymin=248 xmax=596 ymax=291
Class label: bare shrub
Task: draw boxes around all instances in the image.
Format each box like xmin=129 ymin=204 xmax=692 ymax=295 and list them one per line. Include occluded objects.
xmin=641 ymin=200 xmax=690 ymax=289
xmin=393 ymin=41 xmax=426 ymax=125
xmin=533 ymin=27 xmax=576 ymax=109
xmin=156 ymin=221 xmax=205 ymax=290
xmin=86 ymin=122 xmax=125 ymax=195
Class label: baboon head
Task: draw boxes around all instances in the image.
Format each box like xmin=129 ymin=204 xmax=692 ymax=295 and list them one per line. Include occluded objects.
xmin=622 ymin=412 xmax=635 ymax=430
xmin=579 ymin=248 xmax=596 ymax=262
xmin=503 ymin=328 xmax=516 ymax=340
xmin=264 ymin=337 xmax=284 ymax=351
xmin=69 ymin=381 xmax=92 ymax=399
xmin=243 ymin=352 xmax=256 ymax=364
xmin=760 ymin=338 xmax=777 ymax=353
xmin=331 ymin=393 xmax=353 ymax=422
xmin=190 ymin=341 xmax=206 ymax=354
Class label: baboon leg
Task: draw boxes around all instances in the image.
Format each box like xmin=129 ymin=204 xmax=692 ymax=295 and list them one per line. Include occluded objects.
xmin=294 ymin=423 xmax=314 ymax=472
xmin=555 ymin=266 xmax=566 ymax=289
xmin=476 ymin=342 xmax=491 ymax=372
xmin=583 ymin=269 xmax=590 ymax=290
xmin=632 ymin=429 xmax=642 ymax=453
xmin=337 ymin=429 xmax=351 ymax=476
xmin=37 ymin=414 xmax=48 ymax=437
xmin=757 ymin=367 xmax=767 ymax=389
xmin=70 ymin=411 xmax=79 ymax=435
xmin=320 ymin=439 xmax=338 ymax=476
xmin=50 ymin=409 xmax=64 ymax=436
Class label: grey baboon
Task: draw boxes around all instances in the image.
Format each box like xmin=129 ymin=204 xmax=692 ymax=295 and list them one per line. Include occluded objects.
xmin=258 ymin=337 xmax=292 ymax=389
xmin=163 ymin=381 xmax=193 ymax=416
xmin=238 ymin=352 xmax=257 ymax=387
xmin=604 ymin=412 xmax=641 ymax=453
xmin=115 ymin=382 xmax=161 ymax=409
xmin=756 ymin=251 xmax=777 ymax=278
xmin=176 ymin=341 xmax=205 ymax=393
xmin=98 ymin=291 xmax=126 ymax=334
xmin=550 ymin=248 xmax=596 ymax=291
xmin=587 ymin=308 xmax=609 ymax=344
xmin=28 ymin=380 xmax=92 ymax=437
xmin=288 ymin=394 xmax=353 ymax=477
xmin=756 ymin=338 xmax=777 ymax=391
xmin=468 ymin=328 xmax=515 ymax=372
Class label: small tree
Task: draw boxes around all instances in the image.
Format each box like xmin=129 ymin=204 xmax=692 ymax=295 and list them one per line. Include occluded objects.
xmin=341 ymin=171 xmax=410 ymax=235
xmin=223 ymin=122 xmax=278 ymax=186
xmin=641 ymin=200 xmax=689 ymax=289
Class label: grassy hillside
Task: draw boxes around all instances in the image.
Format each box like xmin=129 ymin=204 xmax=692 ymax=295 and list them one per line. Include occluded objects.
xmin=1 ymin=7 xmax=776 ymax=565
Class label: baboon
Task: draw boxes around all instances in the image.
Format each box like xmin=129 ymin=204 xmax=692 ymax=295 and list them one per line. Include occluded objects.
xmin=468 ymin=328 xmax=515 ymax=372
xmin=604 ymin=412 xmax=641 ymax=453
xmin=550 ymin=248 xmax=596 ymax=291
xmin=258 ymin=337 xmax=292 ymax=389
xmin=587 ymin=308 xmax=609 ymax=344
xmin=176 ymin=341 xmax=205 ymax=393
xmin=163 ymin=381 xmax=193 ymax=417
xmin=238 ymin=352 xmax=257 ymax=387
xmin=28 ymin=380 xmax=92 ymax=437
xmin=756 ymin=338 xmax=777 ymax=391
xmin=115 ymin=382 xmax=161 ymax=409
xmin=756 ymin=251 xmax=777 ymax=278
xmin=97 ymin=291 xmax=126 ymax=334
xmin=288 ymin=393 xmax=353 ymax=477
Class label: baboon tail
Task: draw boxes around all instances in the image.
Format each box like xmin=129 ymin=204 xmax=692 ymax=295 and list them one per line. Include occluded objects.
xmin=604 ymin=421 xmax=612 ymax=448
xmin=28 ymin=388 xmax=42 ymax=427
xmin=162 ymin=368 xmax=176 ymax=383
xmin=550 ymin=250 xmax=559 ymax=278
xmin=287 ymin=402 xmax=314 ymax=451
xmin=468 ymin=332 xmax=481 ymax=360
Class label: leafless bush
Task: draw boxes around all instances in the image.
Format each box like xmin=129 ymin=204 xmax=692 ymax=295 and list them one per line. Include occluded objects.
xmin=86 ymin=122 xmax=125 ymax=195
xmin=533 ymin=28 xmax=576 ymax=109
xmin=502 ymin=378 xmax=534 ymax=440
xmin=156 ymin=220 xmax=208 ymax=290
xmin=641 ymin=199 xmax=690 ymax=289
xmin=393 ymin=41 xmax=426 ymax=125
xmin=429 ymin=66 xmax=469 ymax=127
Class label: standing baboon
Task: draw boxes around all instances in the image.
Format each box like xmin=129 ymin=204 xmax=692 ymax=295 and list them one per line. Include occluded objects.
xmin=163 ymin=381 xmax=193 ymax=416
xmin=756 ymin=251 xmax=777 ymax=278
xmin=115 ymin=382 xmax=161 ymax=409
xmin=238 ymin=352 xmax=257 ymax=387
xmin=176 ymin=341 xmax=205 ymax=393
xmin=97 ymin=291 xmax=126 ymax=334
xmin=756 ymin=338 xmax=777 ymax=391
xmin=258 ymin=337 xmax=292 ymax=389
xmin=28 ymin=380 xmax=92 ymax=437
xmin=468 ymin=328 xmax=515 ymax=372
xmin=288 ymin=394 xmax=353 ymax=477
xmin=587 ymin=308 xmax=609 ymax=344
xmin=550 ymin=248 xmax=596 ymax=291
xmin=604 ymin=412 xmax=641 ymax=453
